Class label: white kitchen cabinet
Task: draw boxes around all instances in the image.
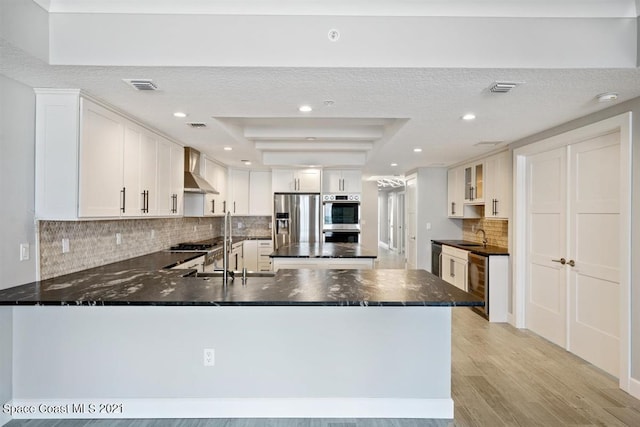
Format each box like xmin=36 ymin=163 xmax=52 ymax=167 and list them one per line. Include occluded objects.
xmin=441 ymin=245 xmax=468 ymax=291
xmin=36 ymin=90 xmax=184 ymax=220
xmin=229 ymin=169 xmax=250 ymax=215
xmin=272 ymin=168 xmax=321 ymax=193
xmin=323 ymin=169 xmax=362 ymax=193
xmin=206 ymin=159 xmax=228 ymax=216
xmin=242 ymin=240 xmax=258 ymax=271
xmin=484 ymin=150 xmax=511 ymax=219
xmin=156 ymin=138 xmax=184 ymax=216
xmin=231 ymin=241 xmax=244 ymax=270
xmin=249 ymin=171 xmax=272 ymax=215
xmin=464 ymin=161 xmax=484 ymax=203
xmin=272 ymin=257 xmax=374 ymax=271
xmin=257 ymin=239 xmax=273 ymax=271
xmin=78 ymin=98 xmax=125 ymax=217
xmin=447 ymin=167 xmax=464 ymax=218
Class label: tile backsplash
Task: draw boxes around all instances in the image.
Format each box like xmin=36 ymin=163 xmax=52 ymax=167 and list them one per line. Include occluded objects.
xmin=462 ymin=218 xmax=508 ymax=248
xmin=39 ymin=216 xmax=272 ymax=280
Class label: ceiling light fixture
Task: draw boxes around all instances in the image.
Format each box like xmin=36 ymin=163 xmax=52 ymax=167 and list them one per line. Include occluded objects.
xmin=299 ymin=105 xmax=313 ymax=113
xmin=390 ymin=163 xmax=398 ymax=167
xmin=413 ymin=148 xmax=423 ymax=153
xmin=462 ymin=113 xmax=476 ymax=121
xmin=242 ymin=160 xmax=252 ymax=166
xmin=223 ymin=146 xmax=233 ymax=151
xmin=596 ymin=92 xmax=618 ymax=103
xmin=306 ymin=137 xmax=316 ymax=141
xmin=173 ymin=112 xmax=187 ymax=118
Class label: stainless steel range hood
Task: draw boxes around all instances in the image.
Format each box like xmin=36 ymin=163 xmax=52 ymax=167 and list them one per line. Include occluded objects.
xmin=184 ymin=147 xmax=219 ymax=194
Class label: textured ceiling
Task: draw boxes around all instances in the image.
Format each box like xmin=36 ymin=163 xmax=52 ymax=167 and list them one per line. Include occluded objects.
xmin=3 ymin=2 xmax=640 ymax=177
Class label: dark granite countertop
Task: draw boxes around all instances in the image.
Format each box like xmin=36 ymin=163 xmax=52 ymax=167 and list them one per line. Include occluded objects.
xmin=432 ymin=240 xmax=509 ymax=256
xmin=270 ymin=243 xmax=377 ymax=258
xmin=0 ymin=266 xmax=482 ymax=307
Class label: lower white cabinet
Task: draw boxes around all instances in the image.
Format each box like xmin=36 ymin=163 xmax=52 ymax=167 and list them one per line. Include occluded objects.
xmin=230 ymin=241 xmax=244 ymax=271
xmin=441 ymin=245 xmax=468 ymax=291
xmin=242 ymin=239 xmax=273 ymax=271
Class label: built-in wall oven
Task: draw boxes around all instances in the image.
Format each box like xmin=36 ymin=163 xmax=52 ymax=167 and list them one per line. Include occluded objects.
xmin=322 ymin=194 xmax=361 ymax=243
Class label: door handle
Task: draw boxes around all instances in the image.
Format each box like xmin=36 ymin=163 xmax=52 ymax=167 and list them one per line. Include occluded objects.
xmin=567 ymin=260 xmax=575 ymax=267
xmin=120 ymin=187 xmax=126 ymax=213
xmin=212 ymin=200 xmax=215 ymax=214
xmin=451 ymin=202 xmax=456 ymax=215
xmin=450 ymin=258 xmax=455 ymax=277
xmin=552 ymin=258 xmax=566 ymax=265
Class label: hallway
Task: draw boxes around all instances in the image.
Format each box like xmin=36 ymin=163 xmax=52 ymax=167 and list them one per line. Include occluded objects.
xmin=375 ymin=245 xmax=406 ymax=269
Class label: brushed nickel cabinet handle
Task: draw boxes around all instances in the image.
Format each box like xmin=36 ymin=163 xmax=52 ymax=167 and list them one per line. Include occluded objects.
xmin=552 ymin=258 xmax=566 ymax=265
xmin=567 ymin=260 xmax=575 ymax=267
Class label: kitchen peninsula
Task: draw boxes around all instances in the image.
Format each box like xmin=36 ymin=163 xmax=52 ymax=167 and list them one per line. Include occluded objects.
xmin=270 ymin=242 xmax=377 ymax=270
xmin=0 ymin=251 xmax=481 ymax=421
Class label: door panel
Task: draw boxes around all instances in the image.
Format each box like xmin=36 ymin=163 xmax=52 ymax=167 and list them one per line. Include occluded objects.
xmin=569 ymin=132 xmax=620 ymax=376
xmin=405 ymin=176 xmax=417 ymax=269
xmin=526 ymin=147 xmax=567 ymax=347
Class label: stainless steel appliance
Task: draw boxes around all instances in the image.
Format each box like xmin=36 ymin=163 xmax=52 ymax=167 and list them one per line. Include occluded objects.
xmin=431 ymin=241 xmax=442 ymax=277
xmin=273 ymin=193 xmax=321 ymax=249
xmin=468 ymin=252 xmax=489 ymax=318
xmin=322 ymin=193 xmax=360 ymax=243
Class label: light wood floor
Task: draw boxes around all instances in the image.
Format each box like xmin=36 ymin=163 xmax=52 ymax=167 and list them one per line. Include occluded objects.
xmin=7 ymin=247 xmax=640 ymax=426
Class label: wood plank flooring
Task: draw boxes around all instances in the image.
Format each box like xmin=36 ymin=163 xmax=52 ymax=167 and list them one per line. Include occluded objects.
xmin=7 ymin=247 xmax=640 ymax=426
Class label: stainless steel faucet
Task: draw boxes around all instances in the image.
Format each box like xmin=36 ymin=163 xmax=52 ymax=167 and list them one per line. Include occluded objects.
xmin=476 ymin=228 xmax=487 ymax=247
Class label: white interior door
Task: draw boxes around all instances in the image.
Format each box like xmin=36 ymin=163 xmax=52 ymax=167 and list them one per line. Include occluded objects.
xmin=568 ymin=132 xmax=621 ymax=376
xmin=397 ymin=193 xmax=405 ymax=255
xmin=526 ymin=147 xmax=567 ymax=347
xmin=405 ymin=176 xmax=417 ymax=269
xmin=388 ymin=195 xmax=395 ymax=250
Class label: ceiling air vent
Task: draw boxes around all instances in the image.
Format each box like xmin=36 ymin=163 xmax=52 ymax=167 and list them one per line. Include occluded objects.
xmin=122 ymin=79 xmax=158 ymax=91
xmin=187 ymin=122 xmax=207 ymax=129
xmin=488 ymin=82 xmax=519 ymax=93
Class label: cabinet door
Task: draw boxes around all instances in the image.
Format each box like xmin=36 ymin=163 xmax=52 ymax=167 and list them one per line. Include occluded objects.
xmin=156 ymin=138 xmax=173 ymax=216
xmin=447 ymin=167 xmax=464 ymax=218
xmin=296 ymin=169 xmax=321 ymax=192
xmin=322 ymin=170 xmax=342 ymax=193
xmin=249 ymin=171 xmax=272 ymax=215
xmin=122 ymin=124 xmax=142 ymax=217
xmin=243 ymin=240 xmax=258 ymax=271
xmin=272 ymin=169 xmax=295 ymax=192
xmin=170 ymin=142 xmax=184 ymax=215
xmin=213 ymin=163 xmax=228 ymax=215
xmin=230 ymin=169 xmax=250 ymax=214
xmin=139 ymin=132 xmax=158 ymax=215
xmin=485 ymin=151 xmax=511 ymax=219
xmin=341 ymin=170 xmax=362 ymax=193
xmin=204 ymin=159 xmax=217 ymax=216
xmin=464 ymin=162 xmax=484 ymax=203
xmin=79 ymin=100 xmax=125 ymax=217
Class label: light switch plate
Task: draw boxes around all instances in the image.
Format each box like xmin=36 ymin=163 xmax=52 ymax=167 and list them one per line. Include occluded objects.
xmin=203 ymin=348 xmax=215 ymax=366
xmin=20 ymin=243 xmax=30 ymax=261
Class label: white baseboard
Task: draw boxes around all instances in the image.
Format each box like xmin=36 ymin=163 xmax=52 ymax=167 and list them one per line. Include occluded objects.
xmin=628 ymin=377 xmax=640 ymax=400
xmin=7 ymin=398 xmax=453 ymax=420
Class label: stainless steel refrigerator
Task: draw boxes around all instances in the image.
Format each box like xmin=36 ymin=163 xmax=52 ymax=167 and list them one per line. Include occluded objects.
xmin=273 ymin=193 xmax=321 ymax=249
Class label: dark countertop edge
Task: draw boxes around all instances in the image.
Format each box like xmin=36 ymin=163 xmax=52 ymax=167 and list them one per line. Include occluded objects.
xmin=431 ymin=239 xmax=509 ymax=256
xmin=0 ymin=300 xmax=484 ymax=307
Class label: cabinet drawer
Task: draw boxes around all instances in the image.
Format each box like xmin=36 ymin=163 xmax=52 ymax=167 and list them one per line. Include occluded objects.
xmin=442 ymin=244 xmax=469 ymax=260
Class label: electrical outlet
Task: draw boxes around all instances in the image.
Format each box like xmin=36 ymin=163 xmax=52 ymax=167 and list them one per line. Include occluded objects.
xmin=203 ymin=348 xmax=215 ymax=367
xmin=116 ymin=233 xmax=122 ymax=245
xmin=471 ymin=224 xmax=476 ymax=232
xmin=193 ymin=226 xmax=197 ymax=232
xmin=62 ymin=238 xmax=70 ymax=253
xmin=20 ymin=243 xmax=30 ymax=261
xmin=151 ymin=229 xmax=155 ymax=238
xmin=237 ymin=222 xmax=244 ymax=229
xmin=209 ymin=224 xmax=213 ymax=230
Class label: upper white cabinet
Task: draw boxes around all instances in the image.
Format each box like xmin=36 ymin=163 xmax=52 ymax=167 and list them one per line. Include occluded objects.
xmin=272 ymin=168 xmax=321 ymax=193
xmin=229 ymin=169 xmax=250 ymax=215
xmin=249 ymin=171 xmax=272 ymax=215
xmin=35 ymin=89 xmax=184 ymax=220
xmin=323 ymin=169 xmax=362 ymax=193
xmin=484 ymin=151 xmax=512 ymax=219
xmin=464 ymin=161 xmax=484 ymax=203
xmin=447 ymin=167 xmax=465 ymax=218
xmin=184 ymin=158 xmax=228 ymax=217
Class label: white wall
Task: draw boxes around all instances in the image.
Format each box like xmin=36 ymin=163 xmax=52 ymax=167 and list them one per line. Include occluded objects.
xmin=360 ymin=180 xmax=378 ymax=253
xmin=510 ymin=95 xmax=640 ymax=383
xmin=0 ymin=308 xmax=12 ymax=426
xmin=0 ymin=0 xmax=49 ymax=62
xmin=415 ymin=168 xmax=463 ymax=272
xmin=378 ymin=192 xmax=389 ymax=246
xmin=0 ymin=74 xmax=37 ymax=426
xmin=0 ymin=74 xmax=37 ymax=289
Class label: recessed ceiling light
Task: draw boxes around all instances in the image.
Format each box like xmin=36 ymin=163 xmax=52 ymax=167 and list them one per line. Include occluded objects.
xmin=243 ymin=161 xmax=252 ymax=166
xmin=596 ymin=92 xmax=618 ymax=103
xmin=173 ymin=112 xmax=187 ymax=118
xmin=299 ymin=105 xmax=313 ymax=113
xmin=390 ymin=163 xmax=398 ymax=167
xmin=462 ymin=113 xmax=476 ymax=121
xmin=223 ymin=146 xmax=233 ymax=151
xmin=306 ymin=137 xmax=316 ymax=141
xmin=413 ymin=148 xmax=423 ymax=153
